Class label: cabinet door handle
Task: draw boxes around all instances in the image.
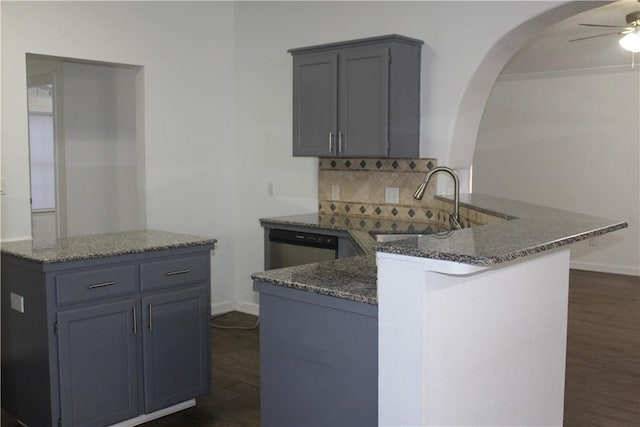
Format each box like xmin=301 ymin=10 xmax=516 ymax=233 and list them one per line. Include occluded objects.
xmin=132 ymin=306 xmax=137 ymax=335
xmin=166 ymin=269 xmax=191 ymax=276
xmin=328 ymin=131 xmax=334 ymax=153
xmin=87 ymin=281 xmax=116 ymax=289
xmin=338 ymin=132 xmax=344 ymax=153
xmin=148 ymin=304 xmax=153 ymax=331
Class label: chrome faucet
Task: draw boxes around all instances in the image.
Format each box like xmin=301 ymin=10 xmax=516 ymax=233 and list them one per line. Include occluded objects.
xmin=413 ymin=166 xmax=462 ymax=230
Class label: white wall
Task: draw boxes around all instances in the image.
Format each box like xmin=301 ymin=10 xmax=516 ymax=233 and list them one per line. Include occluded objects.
xmin=4 ymin=1 xmax=599 ymax=313
xmin=231 ymin=1 xmax=575 ymax=312
xmin=62 ymin=61 xmax=140 ymax=236
xmin=1 ymin=1 xmax=237 ymax=310
xmin=474 ymin=68 xmax=640 ymax=275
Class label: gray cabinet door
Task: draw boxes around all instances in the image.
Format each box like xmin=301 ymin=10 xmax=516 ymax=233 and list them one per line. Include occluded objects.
xmin=142 ymin=286 xmax=210 ymax=413
xmin=338 ymin=46 xmax=390 ymax=157
xmin=291 ymin=35 xmax=421 ymax=158
xmin=292 ymin=52 xmax=338 ymax=156
xmin=257 ymin=283 xmax=378 ymax=427
xmin=57 ymin=299 xmax=139 ymax=427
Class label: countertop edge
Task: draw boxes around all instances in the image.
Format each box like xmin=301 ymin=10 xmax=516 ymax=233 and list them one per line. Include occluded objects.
xmin=252 ymin=272 xmax=378 ymax=305
xmin=1 ymin=230 xmax=217 ymax=265
xmin=375 ymin=221 xmax=628 ymax=265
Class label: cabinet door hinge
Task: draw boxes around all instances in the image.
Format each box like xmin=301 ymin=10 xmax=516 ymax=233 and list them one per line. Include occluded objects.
xmin=388 ymin=54 xmax=391 ymax=64
xmin=54 ymin=322 xmax=58 ymax=335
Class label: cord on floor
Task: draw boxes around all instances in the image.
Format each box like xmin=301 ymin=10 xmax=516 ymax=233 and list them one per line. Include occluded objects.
xmin=211 ymin=312 xmax=260 ymax=330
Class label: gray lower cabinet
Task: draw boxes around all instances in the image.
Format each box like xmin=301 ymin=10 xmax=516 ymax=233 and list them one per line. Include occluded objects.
xmin=142 ymin=286 xmax=209 ymax=413
xmin=57 ymin=299 xmax=139 ymax=426
xmin=1 ymin=245 xmax=212 ymax=427
xmin=290 ymin=34 xmax=423 ymax=158
xmin=255 ymin=281 xmax=378 ymax=427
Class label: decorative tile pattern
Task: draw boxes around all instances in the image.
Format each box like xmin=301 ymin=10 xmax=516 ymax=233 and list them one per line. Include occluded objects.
xmin=318 ymin=157 xmax=511 ymax=228
xmin=319 ymin=157 xmax=444 ymax=224
xmin=319 ymin=158 xmax=436 ymax=172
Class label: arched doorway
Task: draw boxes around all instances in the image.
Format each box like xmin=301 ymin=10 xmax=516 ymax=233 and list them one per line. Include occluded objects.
xmin=448 ymin=1 xmax=614 ymax=190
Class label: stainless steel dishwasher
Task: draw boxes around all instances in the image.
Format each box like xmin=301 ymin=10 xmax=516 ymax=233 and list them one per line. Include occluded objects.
xmin=267 ymin=228 xmax=338 ymax=269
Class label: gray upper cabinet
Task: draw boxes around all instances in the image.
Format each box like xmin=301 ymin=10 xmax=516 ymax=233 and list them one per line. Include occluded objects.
xmin=290 ymin=35 xmax=423 ymax=158
xmin=292 ymin=52 xmax=338 ymax=156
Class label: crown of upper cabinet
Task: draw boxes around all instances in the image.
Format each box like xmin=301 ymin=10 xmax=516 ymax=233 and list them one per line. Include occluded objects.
xmin=288 ymin=34 xmax=424 ymax=55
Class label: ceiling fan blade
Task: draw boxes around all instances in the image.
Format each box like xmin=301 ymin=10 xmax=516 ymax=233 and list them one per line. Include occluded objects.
xmin=569 ymin=31 xmax=623 ymax=42
xmin=579 ymin=23 xmax=629 ymax=28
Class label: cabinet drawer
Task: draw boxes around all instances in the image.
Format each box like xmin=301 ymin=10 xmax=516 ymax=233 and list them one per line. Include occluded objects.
xmin=140 ymin=255 xmax=209 ymax=291
xmin=56 ymin=265 xmax=138 ymax=306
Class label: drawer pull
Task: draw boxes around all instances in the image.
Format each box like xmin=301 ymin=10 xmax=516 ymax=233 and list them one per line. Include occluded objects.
xmin=148 ymin=304 xmax=153 ymax=331
xmin=133 ymin=306 xmax=137 ymax=335
xmin=87 ymin=281 xmax=116 ymax=289
xmin=166 ymin=269 xmax=191 ymax=277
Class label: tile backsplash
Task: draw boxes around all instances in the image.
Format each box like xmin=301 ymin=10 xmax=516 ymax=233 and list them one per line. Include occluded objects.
xmin=318 ymin=157 xmax=448 ymax=224
xmin=318 ymin=157 xmax=505 ymax=228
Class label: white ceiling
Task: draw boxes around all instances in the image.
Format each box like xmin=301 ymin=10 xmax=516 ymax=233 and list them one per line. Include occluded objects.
xmin=502 ymin=0 xmax=640 ymax=75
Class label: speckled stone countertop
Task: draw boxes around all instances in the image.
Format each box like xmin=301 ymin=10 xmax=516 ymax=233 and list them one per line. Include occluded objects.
xmin=252 ymin=256 xmax=377 ymax=304
xmin=253 ymin=194 xmax=627 ymax=305
xmin=379 ymin=194 xmax=628 ymax=265
xmin=1 ymin=229 xmax=216 ymax=264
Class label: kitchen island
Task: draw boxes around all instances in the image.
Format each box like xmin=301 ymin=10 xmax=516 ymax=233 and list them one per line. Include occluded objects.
xmin=252 ymin=194 xmax=627 ymax=427
xmin=1 ymin=230 xmax=216 ymax=427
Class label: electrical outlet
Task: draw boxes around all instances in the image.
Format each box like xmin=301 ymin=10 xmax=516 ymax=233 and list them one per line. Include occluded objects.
xmin=0 ymin=177 xmax=5 ymax=195
xmin=10 ymin=293 xmax=24 ymax=313
xmin=331 ymin=185 xmax=340 ymax=201
xmin=267 ymin=182 xmax=275 ymax=197
xmin=385 ymin=187 xmax=400 ymax=204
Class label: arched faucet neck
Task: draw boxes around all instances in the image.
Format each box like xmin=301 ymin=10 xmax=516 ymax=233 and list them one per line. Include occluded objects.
xmin=414 ymin=166 xmax=461 ymax=230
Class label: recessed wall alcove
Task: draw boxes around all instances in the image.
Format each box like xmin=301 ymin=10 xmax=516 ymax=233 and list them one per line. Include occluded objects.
xmin=26 ymin=54 xmax=146 ymax=240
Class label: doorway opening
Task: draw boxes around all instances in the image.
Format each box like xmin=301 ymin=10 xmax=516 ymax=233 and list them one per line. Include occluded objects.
xmin=26 ymin=54 xmax=146 ymax=240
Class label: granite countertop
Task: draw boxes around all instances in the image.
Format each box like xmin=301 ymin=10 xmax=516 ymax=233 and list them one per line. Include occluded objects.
xmin=377 ymin=194 xmax=628 ymax=265
xmin=253 ymin=193 xmax=627 ymax=305
xmin=252 ymin=255 xmax=377 ymax=304
xmin=1 ymin=229 xmax=217 ymax=264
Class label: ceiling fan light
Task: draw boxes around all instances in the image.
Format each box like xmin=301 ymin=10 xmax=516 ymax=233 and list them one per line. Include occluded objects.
xmin=619 ymin=31 xmax=640 ymax=53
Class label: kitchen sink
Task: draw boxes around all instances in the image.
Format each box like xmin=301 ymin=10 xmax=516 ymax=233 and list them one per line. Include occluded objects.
xmin=371 ymin=225 xmax=451 ymax=243
xmin=372 ymin=233 xmax=426 ymax=243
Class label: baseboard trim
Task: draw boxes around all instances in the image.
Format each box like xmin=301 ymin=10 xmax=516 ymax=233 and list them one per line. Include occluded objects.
xmin=210 ymin=301 xmax=260 ymax=316
xmin=570 ymin=261 xmax=640 ymax=277
xmin=110 ymin=399 xmax=195 ymax=427
xmin=234 ymin=301 xmax=259 ymax=316
xmin=211 ymin=301 xmax=235 ymax=316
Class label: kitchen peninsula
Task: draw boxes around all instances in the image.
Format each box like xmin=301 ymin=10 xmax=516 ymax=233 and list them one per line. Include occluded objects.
xmin=1 ymin=230 xmax=216 ymax=427
xmin=252 ymin=194 xmax=627 ymax=427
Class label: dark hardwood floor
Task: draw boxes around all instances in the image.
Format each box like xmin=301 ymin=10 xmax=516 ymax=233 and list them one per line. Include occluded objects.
xmin=2 ymin=270 xmax=638 ymax=426
xmin=563 ymin=270 xmax=640 ymax=427
xmin=140 ymin=312 xmax=261 ymax=426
